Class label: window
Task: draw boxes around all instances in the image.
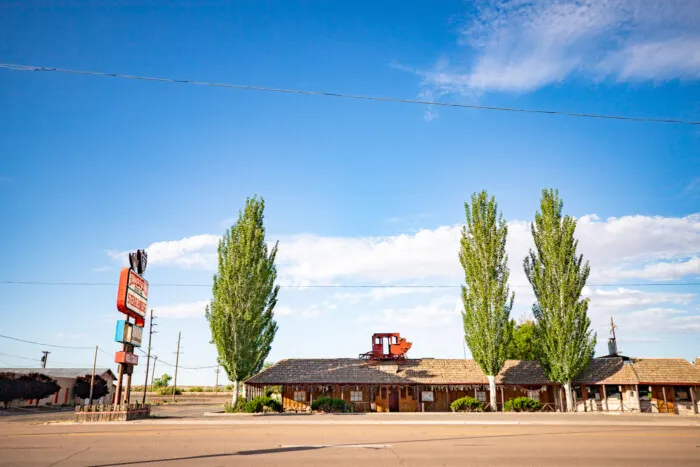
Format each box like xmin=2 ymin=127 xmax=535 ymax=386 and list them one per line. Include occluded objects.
xmin=350 ymin=391 xmax=363 ymax=402
xmin=573 ymin=385 xmax=583 ymax=399
xmin=381 ymin=387 xmax=387 ymax=399
xmin=527 ymin=390 xmax=540 ymax=402
xmin=476 ymin=391 xmax=487 ymax=402
xmin=675 ymin=386 xmax=691 ymax=402
xmin=293 ymin=391 xmax=306 ymax=402
xmin=586 ymin=386 xmax=600 ymax=400
xmin=639 ymin=387 xmax=651 ymax=400
xmin=604 ymin=385 xmax=621 ymax=399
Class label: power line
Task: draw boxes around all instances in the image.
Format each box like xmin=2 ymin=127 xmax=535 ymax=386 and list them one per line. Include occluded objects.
xmin=0 ymin=280 xmax=699 ymax=288
xmin=134 ymin=347 xmax=216 ymax=370
xmin=1 ymin=62 xmax=698 ymax=126
xmin=0 ymin=334 xmax=95 ymax=349
xmin=0 ymin=351 xmax=41 ymax=362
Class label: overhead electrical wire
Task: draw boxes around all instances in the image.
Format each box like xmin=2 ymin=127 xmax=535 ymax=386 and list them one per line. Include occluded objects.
xmin=0 ymin=280 xmax=698 ymax=288
xmin=1 ymin=62 xmax=698 ymax=126
xmin=134 ymin=348 xmax=216 ymax=370
xmin=0 ymin=334 xmax=95 ymax=350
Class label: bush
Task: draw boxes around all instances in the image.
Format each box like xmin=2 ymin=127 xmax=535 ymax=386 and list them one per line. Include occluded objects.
xmin=224 ymin=398 xmax=248 ymax=413
xmin=73 ymin=375 xmax=109 ymax=400
xmin=156 ymin=386 xmax=182 ymax=396
xmin=504 ymin=397 xmax=541 ymax=412
xmin=188 ymin=386 xmax=204 ymax=392
xmin=310 ymin=397 xmax=351 ymax=413
xmin=450 ymin=396 xmax=483 ymax=412
xmin=224 ymin=396 xmax=282 ymax=413
xmin=152 ymin=374 xmax=172 ymax=389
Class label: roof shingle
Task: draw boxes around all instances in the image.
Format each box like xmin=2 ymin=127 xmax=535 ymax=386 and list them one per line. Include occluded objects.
xmin=246 ymin=357 xmax=700 ymax=386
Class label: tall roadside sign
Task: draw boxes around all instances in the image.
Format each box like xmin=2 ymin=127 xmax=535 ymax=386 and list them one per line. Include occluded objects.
xmin=115 ymin=249 xmax=148 ymax=405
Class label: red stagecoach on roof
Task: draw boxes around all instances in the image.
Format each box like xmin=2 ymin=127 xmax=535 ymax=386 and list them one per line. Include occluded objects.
xmin=359 ymin=333 xmax=412 ymax=362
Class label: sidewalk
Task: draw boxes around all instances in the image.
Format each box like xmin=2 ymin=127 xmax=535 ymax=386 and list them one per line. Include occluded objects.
xmin=66 ymin=411 xmax=700 ymax=427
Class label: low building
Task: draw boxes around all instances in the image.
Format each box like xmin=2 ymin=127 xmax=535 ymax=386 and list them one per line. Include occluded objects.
xmin=245 ymin=357 xmax=700 ymax=415
xmin=0 ymin=368 xmax=117 ymax=407
xmin=574 ymin=356 xmax=700 ymax=415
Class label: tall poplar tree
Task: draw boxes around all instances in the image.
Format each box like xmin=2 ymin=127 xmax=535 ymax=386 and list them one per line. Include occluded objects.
xmin=460 ymin=190 xmax=513 ymax=411
xmin=524 ymin=189 xmax=596 ymax=411
xmin=206 ymin=196 xmax=279 ymax=405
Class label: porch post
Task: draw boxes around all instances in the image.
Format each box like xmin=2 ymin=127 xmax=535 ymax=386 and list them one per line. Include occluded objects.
xmin=635 ymin=384 xmax=641 ymax=412
xmin=446 ymin=387 xmax=449 ymax=411
xmin=603 ymin=386 xmax=609 ymax=412
xmin=690 ymin=386 xmax=697 ymax=415
xmin=662 ymin=386 xmax=668 ymax=413
xmin=582 ymin=384 xmax=588 ymax=412
xmin=620 ymin=386 xmax=624 ymax=413
xmin=500 ymin=387 xmax=505 ymax=411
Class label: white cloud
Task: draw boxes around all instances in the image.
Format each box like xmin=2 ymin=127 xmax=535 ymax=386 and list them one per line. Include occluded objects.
xmin=275 ymin=226 xmax=464 ymax=285
xmin=585 ymin=287 xmax=694 ymax=308
xmin=109 ymin=234 xmax=220 ymax=269
xmin=110 ymin=212 xmax=699 ymax=346
xmin=152 ymin=300 xmax=209 ymax=318
xmin=402 ymin=0 xmax=700 ymax=104
xmin=358 ymin=295 xmax=461 ymax=328
xmin=114 ymin=213 xmax=700 ymax=285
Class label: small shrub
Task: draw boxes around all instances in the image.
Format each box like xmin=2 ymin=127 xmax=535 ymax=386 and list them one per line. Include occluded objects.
xmin=310 ymin=397 xmax=351 ymax=413
xmin=188 ymin=386 xmax=204 ymax=392
xmin=224 ymin=399 xmax=248 ymax=413
xmin=156 ymin=387 xmax=182 ymax=396
xmin=225 ymin=396 xmax=282 ymax=413
xmin=504 ymin=397 xmax=542 ymax=412
xmin=450 ymin=396 xmax=483 ymax=412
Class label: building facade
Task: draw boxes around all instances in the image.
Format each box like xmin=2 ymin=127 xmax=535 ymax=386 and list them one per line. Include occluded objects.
xmin=245 ymin=357 xmax=700 ymax=415
xmin=0 ymin=368 xmax=117 ymax=407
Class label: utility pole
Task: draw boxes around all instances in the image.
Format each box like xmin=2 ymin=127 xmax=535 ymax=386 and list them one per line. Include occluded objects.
xmin=41 ymin=351 xmax=50 ymax=368
xmin=88 ymin=345 xmax=98 ymax=406
xmin=215 ymin=365 xmax=220 ymax=394
xmin=150 ymin=356 xmax=158 ymax=393
xmin=142 ymin=309 xmax=156 ymax=404
xmin=172 ymin=332 xmax=181 ymax=402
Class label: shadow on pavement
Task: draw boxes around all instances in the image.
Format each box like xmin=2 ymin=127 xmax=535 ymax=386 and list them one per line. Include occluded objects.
xmin=87 ymin=427 xmax=640 ymax=466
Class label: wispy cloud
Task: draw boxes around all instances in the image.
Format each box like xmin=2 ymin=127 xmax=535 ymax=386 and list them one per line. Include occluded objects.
xmin=400 ymin=0 xmax=700 ymax=116
xmin=108 ymin=234 xmax=220 ymax=269
xmin=152 ymin=300 xmax=209 ymax=318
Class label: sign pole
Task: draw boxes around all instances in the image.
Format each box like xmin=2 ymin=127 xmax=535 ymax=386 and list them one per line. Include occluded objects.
xmin=88 ymin=345 xmax=98 ymax=406
xmin=115 ymin=356 xmax=124 ymax=405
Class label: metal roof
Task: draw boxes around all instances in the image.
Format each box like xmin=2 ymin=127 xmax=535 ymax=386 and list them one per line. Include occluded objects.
xmin=0 ymin=368 xmax=117 ymax=380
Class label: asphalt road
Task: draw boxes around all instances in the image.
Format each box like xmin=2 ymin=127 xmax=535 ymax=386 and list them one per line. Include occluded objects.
xmin=1 ymin=421 xmax=699 ymax=466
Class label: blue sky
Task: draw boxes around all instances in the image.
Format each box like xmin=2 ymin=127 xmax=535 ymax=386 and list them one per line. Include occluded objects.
xmin=1 ymin=1 xmax=699 ymax=385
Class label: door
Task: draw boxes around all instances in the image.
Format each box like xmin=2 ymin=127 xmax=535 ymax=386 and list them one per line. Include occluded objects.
xmin=389 ymin=389 xmax=400 ymax=412
xmin=652 ymin=386 xmax=675 ymax=413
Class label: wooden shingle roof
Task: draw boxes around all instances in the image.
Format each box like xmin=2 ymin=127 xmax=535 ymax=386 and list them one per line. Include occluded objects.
xmin=631 ymin=358 xmax=700 ymax=384
xmin=246 ymin=358 xmax=549 ymax=386
xmin=246 ymin=357 xmax=700 ymax=386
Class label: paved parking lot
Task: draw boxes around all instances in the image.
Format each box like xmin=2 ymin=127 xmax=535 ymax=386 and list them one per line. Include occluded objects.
xmin=1 ymin=414 xmax=699 ymax=466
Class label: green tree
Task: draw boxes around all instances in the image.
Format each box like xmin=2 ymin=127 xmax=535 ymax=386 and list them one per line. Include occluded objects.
xmin=152 ymin=374 xmax=172 ymax=389
xmin=73 ymin=375 xmax=109 ymax=401
xmin=459 ymin=190 xmax=513 ymax=411
xmin=206 ymin=196 xmax=279 ymax=406
xmin=524 ymin=189 xmax=596 ymax=411
xmin=505 ymin=320 xmax=539 ymax=360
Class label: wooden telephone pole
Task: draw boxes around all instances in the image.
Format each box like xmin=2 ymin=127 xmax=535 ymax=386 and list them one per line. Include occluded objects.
xmin=142 ymin=309 xmax=156 ymax=404
xmin=172 ymin=332 xmax=181 ymax=402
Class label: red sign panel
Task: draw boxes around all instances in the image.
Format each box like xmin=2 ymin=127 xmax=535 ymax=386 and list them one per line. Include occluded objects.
xmin=115 ymin=351 xmax=139 ymax=365
xmin=117 ymin=268 xmax=149 ymax=319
